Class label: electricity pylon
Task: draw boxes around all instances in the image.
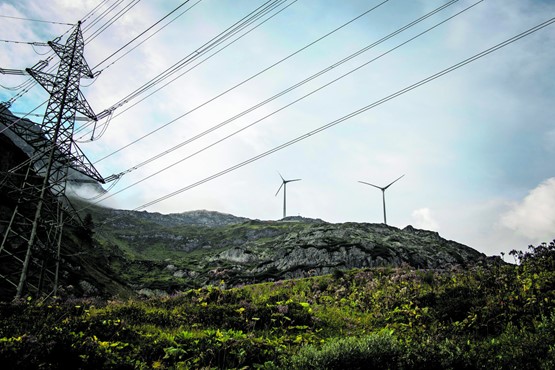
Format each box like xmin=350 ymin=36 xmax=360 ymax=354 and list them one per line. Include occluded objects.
xmin=0 ymin=21 xmax=105 ymax=299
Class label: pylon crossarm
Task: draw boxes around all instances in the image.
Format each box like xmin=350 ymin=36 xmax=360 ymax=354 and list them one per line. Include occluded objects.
xmin=69 ymin=142 xmax=105 ymax=183
xmin=25 ymin=69 xmax=56 ymax=92
xmin=74 ymin=90 xmax=97 ymax=119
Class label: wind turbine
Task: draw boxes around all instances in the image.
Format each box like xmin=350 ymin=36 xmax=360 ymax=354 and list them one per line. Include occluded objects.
xmin=358 ymin=174 xmax=405 ymax=225
xmin=275 ymin=173 xmax=301 ymax=219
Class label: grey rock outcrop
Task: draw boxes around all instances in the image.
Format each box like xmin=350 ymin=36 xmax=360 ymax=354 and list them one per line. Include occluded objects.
xmin=210 ymin=222 xmax=483 ymax=282
xmin=88 ymin=203 xmax=488 ymax=290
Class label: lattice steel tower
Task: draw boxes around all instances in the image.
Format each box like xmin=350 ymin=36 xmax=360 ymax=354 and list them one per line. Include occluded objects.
xmin=0 ymin=21 xmax=105 ymax=299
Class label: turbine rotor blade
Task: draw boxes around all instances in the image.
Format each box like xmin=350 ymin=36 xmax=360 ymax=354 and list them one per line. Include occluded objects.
xmin=358 ymin=180 xmax=383 ymax=190
xmin=384 ymin=174 xmax=405 ymax=189
xmin=287 ymin=178 xmax=302 ymax=183
xmin=275 ymin=182 xmax=284 ymax=196
xmin=278 ymin=172 xmax=285 ymax=181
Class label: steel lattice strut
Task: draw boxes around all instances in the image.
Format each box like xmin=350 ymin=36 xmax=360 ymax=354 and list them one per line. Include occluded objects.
xmin=0 ymin=21 xmax=104 ymax=299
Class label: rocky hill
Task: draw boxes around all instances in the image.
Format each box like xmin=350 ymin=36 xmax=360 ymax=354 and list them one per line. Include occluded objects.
xmin=0 ymin=107 xmax=490 ymax=299
xmin=81 ymin=201 xmax=488 ymax=295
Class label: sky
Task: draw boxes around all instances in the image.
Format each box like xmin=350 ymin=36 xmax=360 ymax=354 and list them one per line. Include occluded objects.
xmin=1 ymin=0 xmax=554 ymax=258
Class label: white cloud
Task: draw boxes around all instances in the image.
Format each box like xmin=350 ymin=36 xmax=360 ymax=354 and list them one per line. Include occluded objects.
xmin=411 ymin=208 xmax=439 ymax=231
xmin=499 ymin=178 xmax=555 ymax=240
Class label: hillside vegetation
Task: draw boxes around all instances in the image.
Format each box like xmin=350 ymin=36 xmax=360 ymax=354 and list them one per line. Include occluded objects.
xmin=78 ymin=201 xmax=486 ymax=293
xmin=1 ymin=241 xmax=554 ymax=369
xmin=0 ymin=135 xmax=132 ymax=300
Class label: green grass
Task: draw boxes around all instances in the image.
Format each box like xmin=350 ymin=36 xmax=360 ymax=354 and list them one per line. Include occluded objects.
xmin=2 ymin=241 xmax=554 ymax=369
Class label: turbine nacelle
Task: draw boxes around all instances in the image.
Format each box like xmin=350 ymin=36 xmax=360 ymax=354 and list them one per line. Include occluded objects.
xmin=275 ymin=172 xmax=302 ymax=196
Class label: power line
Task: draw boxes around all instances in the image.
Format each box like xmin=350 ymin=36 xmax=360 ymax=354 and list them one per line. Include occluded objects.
xmin=0 ymin=14 xmax=73 ymax=26
xmin=81 ymin=0 xmax=112 ymax=24
xmin=74 ymin=0 xmax=292 ymax=138
xmin=93 ymin=0 xmax=459 ymax=170
xmin=92 ymin=0 xmax=205 ymax=75
xmin=85 ymin=0 xmax=143 ymax=43
xmin=30 ymin=43 xmax=51 ymax=55
xmin=83 ymin=0 xmax=127 ymax=33
xmin=88 ymin=0 xmax=390 ymax=157
xmin=92 ymin=0 xmax=202 ymax=71
xmin=89 ymin=0 xmax=480 ymax=204
xmin=117 ymin=16 xmax=555 ymax=214
xmin=109 ymin=0 xmax=292 ymax=117
xmin=104 ymin=0 xmax=287 ymax=112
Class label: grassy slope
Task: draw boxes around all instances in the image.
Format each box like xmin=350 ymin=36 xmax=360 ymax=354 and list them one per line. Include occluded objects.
xmin=0 ymin=241 xmax=554 ymax=369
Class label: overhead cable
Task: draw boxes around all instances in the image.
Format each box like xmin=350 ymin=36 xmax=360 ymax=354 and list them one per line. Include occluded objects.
xmin=110 ymin=0 xmax=292 ymax=117
xmin=99 ymin=0 xmax=287 ymax=115
xmin=87 ymin=0 xmax=389 ymax=152
xmin=92 ymin=0 xmax=202 ymax=71
xmin=90 ymin=0 xmax=481 ymax=202
xmin=92 ymin=0 xmax=204 ymax=75
xmin=85 ymin=0 xmax=143 ymax=43
xmin=83 ymin=0 xmax=127 ymax=33
xmin=81 ymin=0 xmax=112 ymax=24
xmin=74 ymin=0 xmax=292 ymax=138
xmin=0 ymin=14 xmax=73 ymax=26
xmin=93 ymin=0 xmax=458 ymax=166
xmin=117 ymin=16 xmax=555 ymax=213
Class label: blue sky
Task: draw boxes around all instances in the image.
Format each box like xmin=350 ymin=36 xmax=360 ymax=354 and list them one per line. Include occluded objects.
xmin=1 ymin=0 xmax=554 ymax=258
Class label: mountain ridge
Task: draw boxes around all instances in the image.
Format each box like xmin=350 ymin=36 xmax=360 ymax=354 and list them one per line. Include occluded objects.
xmin=80 ymin=200 xmax=489 ymax=294
xmin=0 ymin=108 xmax=494 ymax=300
xmin=106 ymin=208 xmax=251 ymax=228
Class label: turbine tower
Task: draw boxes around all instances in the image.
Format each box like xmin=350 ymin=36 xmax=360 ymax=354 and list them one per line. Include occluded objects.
xmin=275 ymin=173 xmax=301 ymax=219
xmin=359 ymin=174 xmax=404 ymax=225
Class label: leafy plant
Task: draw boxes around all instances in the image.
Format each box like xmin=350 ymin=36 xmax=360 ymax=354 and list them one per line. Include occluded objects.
xmin=1 ymin=240 xmax=555 ymax=369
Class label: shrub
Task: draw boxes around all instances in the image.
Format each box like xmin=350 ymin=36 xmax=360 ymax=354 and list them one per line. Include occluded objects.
xmin=290 ymin=331 xmax=401 ymax=369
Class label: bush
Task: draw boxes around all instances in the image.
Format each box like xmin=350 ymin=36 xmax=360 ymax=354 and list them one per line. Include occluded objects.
xmin=290 ymin=331 xmax=401 ymax=369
